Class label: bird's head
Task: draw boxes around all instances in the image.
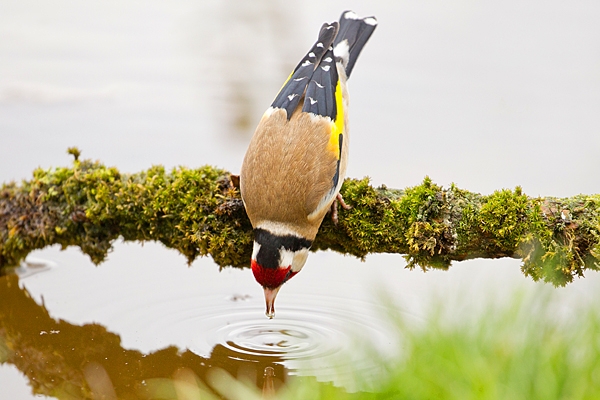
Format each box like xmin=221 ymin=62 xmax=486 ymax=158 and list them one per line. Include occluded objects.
xmin=251 ymin=228 xmax=312 ymax=318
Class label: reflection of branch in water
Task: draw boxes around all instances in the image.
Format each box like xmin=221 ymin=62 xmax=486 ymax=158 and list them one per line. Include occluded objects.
xmin=0 ymin=274 xmax=286 ymax=399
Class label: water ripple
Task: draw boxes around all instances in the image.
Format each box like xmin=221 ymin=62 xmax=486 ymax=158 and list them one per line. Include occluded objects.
xmin=175 ymin=292 xmax=395 ymax=388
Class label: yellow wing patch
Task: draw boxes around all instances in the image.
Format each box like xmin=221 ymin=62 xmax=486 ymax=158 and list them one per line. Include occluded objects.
xmin=327 ymin=80 xmax=345 ymax=159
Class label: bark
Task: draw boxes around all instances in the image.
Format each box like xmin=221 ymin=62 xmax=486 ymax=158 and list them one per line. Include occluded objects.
xmin=1 ymin=154 xmax=599 ymax=286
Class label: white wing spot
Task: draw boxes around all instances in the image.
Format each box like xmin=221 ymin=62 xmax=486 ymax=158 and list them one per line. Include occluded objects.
xmin=308 ymin=52 xmax=316 ymax=58
xmin=316 ymin=42 xmax=324 ymax=48
xmin=263 ymin=106 xmax=276 ymax=118
xmin=364 ymin=17 xmax=378 ymax=26
xmin=334 ymin=41 xmax=350 ymax=65
xmin=308 ymin=113 xmax=332 ymax=123
xmin=287 ymin=94 xmax=298 ymax=101
xmin=323 ymin=57 xmax=332 ymax=63
xmin=321 ymin=65 xmax=331 ymax=72
xmin=301 ymin=60 xmax=313 ymax=67
xmin=308 ymin=97 xmax=317 ymax=105
xmin=344 ymin=11 xmax=359 ymax=20
xmin=293 ymin=77 xmax=307 ymax=82
xmin=315 ymin=82 xmax=324 ymax=88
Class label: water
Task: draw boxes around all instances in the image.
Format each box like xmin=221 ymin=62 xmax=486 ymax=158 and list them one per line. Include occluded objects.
xmin=3 ymin=243 xmax=599 ymax=398
xmin=1 ymin=247 xmax=397 ymax=397
xmin=2 ymin=0 xmax=600 ymax=398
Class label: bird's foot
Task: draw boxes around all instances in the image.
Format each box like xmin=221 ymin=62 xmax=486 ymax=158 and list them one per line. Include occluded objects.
xmin=330 ymin=193 xmax=352 ymax=225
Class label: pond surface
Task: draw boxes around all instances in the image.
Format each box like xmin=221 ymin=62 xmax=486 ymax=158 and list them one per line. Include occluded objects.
xmin=4 ymin=242 xmax=600 ymax=398
xmin=0 ymin=247 xmax=398 ymax=397
xmin=2 ymin=0 xmax=600 ymax=398
xmin=0 ymin=245 xmax=418 ymax=398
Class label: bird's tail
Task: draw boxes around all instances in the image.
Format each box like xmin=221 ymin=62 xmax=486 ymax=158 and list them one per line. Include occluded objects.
xmin=333 ymin=11 xmax=378 ymax=78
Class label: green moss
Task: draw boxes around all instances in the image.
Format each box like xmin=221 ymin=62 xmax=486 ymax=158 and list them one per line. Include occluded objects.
xmin=0 ymin=153 xmax=252 ymax=269
xmin=456 ymin=187 xmax=532 ymax=258
xmin=396 ymin=177 xmax=450 ymax=270
xmin=318 ymin=177 xmax=382 ymax=256
xmin=519 ymin=195 xmax=600 ymax=286
xmin=450 ymin=186 xmax=600 ymax=286
xmin=315 ymin=177 xmax=452 ymax=270
xmin=3 ymin=153 xmax=600 ymax=286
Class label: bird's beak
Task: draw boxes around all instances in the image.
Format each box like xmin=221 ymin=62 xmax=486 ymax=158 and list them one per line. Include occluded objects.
xmin=264 ymin=287 xmax=281 ymax=319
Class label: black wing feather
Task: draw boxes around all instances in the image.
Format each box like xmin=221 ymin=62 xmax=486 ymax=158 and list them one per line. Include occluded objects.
xmin=302 ymin=48 xmax=338 ymax=121
xmin=333 ymin=11 xmax=377 ymax=78
xmin=271 ymin=22 xmax=339 ymax=119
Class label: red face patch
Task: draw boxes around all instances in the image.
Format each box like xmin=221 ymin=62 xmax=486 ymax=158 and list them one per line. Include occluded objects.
xmin=251 ymin=259 xmax=297 ymax=289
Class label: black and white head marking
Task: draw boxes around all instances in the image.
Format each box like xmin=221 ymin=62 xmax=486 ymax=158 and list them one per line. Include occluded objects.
xmin=253 ymin=228 xmax=312 ymax=271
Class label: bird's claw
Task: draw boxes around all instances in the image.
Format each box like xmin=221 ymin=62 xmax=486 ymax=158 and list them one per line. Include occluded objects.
xmin=331 ymin=193 xmax=351 ymax=225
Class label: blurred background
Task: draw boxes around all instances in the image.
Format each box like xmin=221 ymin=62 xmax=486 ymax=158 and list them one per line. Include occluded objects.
xmin=1 ymin=0 xmax=600 ymax=398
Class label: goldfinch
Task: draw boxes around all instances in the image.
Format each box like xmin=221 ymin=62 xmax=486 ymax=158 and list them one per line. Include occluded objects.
xmin=240 ymin=11 xmax=377 ymax=318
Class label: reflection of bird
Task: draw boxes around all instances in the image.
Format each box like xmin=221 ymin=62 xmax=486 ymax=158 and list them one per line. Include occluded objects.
xmin=240 ymin=11 xmax=377 ymax=318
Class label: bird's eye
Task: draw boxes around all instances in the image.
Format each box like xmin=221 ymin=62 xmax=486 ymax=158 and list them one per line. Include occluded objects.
xmin=283 ymin=268 xmax=299 ymax=283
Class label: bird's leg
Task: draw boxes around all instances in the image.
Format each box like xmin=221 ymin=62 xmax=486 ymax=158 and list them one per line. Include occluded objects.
xmin=330 ymin=193 xmax=352 ymax=225
xmin=337 ymin=193 xmax=352 ymax=210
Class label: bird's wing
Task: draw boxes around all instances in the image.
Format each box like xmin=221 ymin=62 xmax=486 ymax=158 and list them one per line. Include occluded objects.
xmin=270 ymin=22 xmax=339 ymax=119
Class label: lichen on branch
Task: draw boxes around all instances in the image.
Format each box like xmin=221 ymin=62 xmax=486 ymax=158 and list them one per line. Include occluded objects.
xmin=1 ymin=151 xmax=599 ymax=286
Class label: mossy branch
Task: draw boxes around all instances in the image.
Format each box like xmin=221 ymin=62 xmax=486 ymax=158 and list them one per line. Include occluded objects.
xmin=2 ymin=153 xmax=600 ymax=286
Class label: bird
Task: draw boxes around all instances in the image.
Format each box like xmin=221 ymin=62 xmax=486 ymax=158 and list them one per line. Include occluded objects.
xmin=240 ymin=11 xmax=377 ymax=318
